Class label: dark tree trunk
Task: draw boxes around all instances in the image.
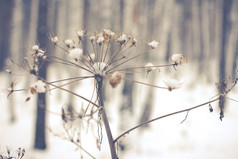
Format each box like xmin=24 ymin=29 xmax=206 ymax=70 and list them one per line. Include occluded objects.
xmin=219 ymin=0 xmax=233 ymax=120
xmin=0 ymin=0 xmax=14 ymax=71
xmin=82 ymin=0 xmax=89 ymax=56
xmin=34 ymin=0 xmax=49 ymax=150
xmin=232 ymin=38 xmax=238 ymax=78
xmin=21 ymin=0 xmax=32 ymax=59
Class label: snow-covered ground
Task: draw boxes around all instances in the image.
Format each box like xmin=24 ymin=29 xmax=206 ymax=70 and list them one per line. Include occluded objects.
xmin=1 ymin=66 xmax=238 ymax=159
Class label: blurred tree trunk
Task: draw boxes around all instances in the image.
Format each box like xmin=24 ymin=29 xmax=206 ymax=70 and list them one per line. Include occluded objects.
xmin=219 ymin=0 xmax=233 ymax=120
xmin=0 ymin=0 xmax=14 ymax=71
xmin=21 ymin=0 xmax=32 ymax=58
xmin=232 ymin=38 xmax=238 ymax=77
xmin=82 ymin=0 xmax=89 ymax=56
xmin=34 ymin=0 xmax=50 ymax=150
xmin=119 ymin=0 xmax=135 ymax=131
xmin=138 ymin=0 xmax=155 ymax=128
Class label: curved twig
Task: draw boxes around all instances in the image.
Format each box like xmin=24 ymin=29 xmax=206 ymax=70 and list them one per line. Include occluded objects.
xmin=114 ymin=97 xmax=220 ymax=143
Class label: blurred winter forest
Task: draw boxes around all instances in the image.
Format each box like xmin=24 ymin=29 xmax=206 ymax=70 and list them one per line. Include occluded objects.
xmin=1 ymin=0 xmax=238 ymax=159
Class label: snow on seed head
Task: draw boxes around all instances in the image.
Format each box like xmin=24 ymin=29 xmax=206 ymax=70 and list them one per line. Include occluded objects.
xmin=77 ymin=30 xmax=84 ymax=40
xmin=117 ymin=34 xmax=128 ymax=45
xmin=148 ymin=40 xmax=159 ymax=49
xmin=145 ymin=63 xmax=155 ymax=72
xmin=109 ymin=71 xmax=122 ymax=88
xmin=64 ymin=39 xmax=75 ymax=49
xmin=93 ymin=62 xmax=107 ymax=75
xmin=131 ymin=37 xmax=137 ymax=46
xmin=30 ymin=80 xmax=46 ymax=94
xmin=50 ymin=36 xmax=59 ymax=44
xmin=69 ymin=48 xmax=83 ymax=61
xmin=170 ymin=53 xmax=183 ymax=65
xmin=97 ymin=36 xmax=104 ymax=46
xmin=32 ymin=45 xmax=39 ymax=51
xmin=164 ymin=78 xmax=182 ymax=91
xmin=89 ymin=36 xmax=96 ymax=43
xmin=103 ymin=29 xmax=115 ymax=40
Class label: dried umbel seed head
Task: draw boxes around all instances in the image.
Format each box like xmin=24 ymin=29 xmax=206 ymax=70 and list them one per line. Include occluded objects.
xmin=32 ymin=45 xmax=39 ymax=52
xmin=148 ymin=40 xmax=159 ymax=49
xmin=68 ymin=48 xmax=83 ymax=61
xmin=109 ymin=71 xmax=122 ymax=88
xmin=145 ymin=63 xmax=155 ymax=72
xmin=131 ymin=37 xmax=137 ymax=46
xmin=64 ymin=39 xmax=76 ymax=49
xmin=50 ymin=36 xmax=59 ymax=44
xmin=30 ymin=80 xmax=46 ymax=94
xmin=164 ymin=78 xmax=182 ymax=91
xmin=117 ymin=34 xmax=128 ymax=45
xmin=77 ymin=30 xmax=84 ymax=40
xmin=89 ymin=35 xmax=96 ymax=43
xmin=97 ymin=36 xmax=105 ymax=46
xmin=93 ymin=62 xmax=107 ymax=75
xmin=170 ymin=53 xmax=183 ymax=65
xmin=103 ymin=29 xmax=115 ymax=41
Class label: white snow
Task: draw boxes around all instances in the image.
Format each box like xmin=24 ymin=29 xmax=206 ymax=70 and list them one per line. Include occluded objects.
xmin=1 ymin=66 xmax=238 ymax=159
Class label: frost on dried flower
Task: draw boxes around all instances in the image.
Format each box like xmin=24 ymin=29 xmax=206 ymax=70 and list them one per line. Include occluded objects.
xmin=164 ymin=78 xmax=182 ymax=91
xmin=148 ymin=40 xmax=159 ymax=49
xmin=68 ymin=48 xmax=83 ymax=61
xmin=50 ymin=36 xmax=59 ymax=44
xmin=109 ymin=71 xmax=122 ymax=88
xmin=77 ymin=30 xmax=84 ymax=41
xmin=117 ymin=34 xmax=128 ymax=45
xmin=145 ymin=63 xmax=155 ymax=73
xmin=30 ymin=80 xmax=46 ymax=94
xmin=89 ymin=35 xmax=96 ymax=43
xmin=93 ymin=62 xmax=107 ymax=76
xmin=64 ymin=39 xmax=76 ymax=49
xmin=170 ymin=53 xmax=183 ymax=65
xmin=131 ymin=37 xmax=137 ymax=46
xmin=97 ymin=35 xmax=105 ymax=46
xmin=103 ymin=29 xmax=115 ymax=41
xmin=32 ymin=44 xmax=39 ymax=52
xmin=31 ymin=44 xmax=45 ymax=58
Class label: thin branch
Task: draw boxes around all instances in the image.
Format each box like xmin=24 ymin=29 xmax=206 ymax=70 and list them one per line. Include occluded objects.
xmin=121 ymin=77 xmax=168 ymax=90
xmin=225 ymin=96 xmax=238 ymax=103
xmin=114 ymin=97 xmax=220 ymax=143
xmin=180 ymin=111 xmax=190 ymax=124
xmin=114 ymin=63 xmax=174 ymax=72
xmin=38 ymin=77 xmax=100 ymax=108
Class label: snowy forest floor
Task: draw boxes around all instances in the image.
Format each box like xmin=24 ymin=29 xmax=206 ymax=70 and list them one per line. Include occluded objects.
xmin=1 ymin=65 xmax=238 ymax=159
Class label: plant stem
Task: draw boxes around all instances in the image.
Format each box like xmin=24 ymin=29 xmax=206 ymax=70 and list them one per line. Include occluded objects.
xmin=96 ymin=78 xmax=118 ymax=159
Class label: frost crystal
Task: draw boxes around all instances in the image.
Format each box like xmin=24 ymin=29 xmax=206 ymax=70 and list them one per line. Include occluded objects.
xmin=31 ymin=80 xmax=46 ymax=93
xmin=69 ymin=48 xmax=83 ymax=61
xmin=148 ymin=40 xmax=159 ymax=49
xmin=171 ymin=54 xmax=183 ymax=65
xmin=93 ymin=62 xmax=107 ymax=75
xmin=109 ymin=71 xmax=122 ymax=88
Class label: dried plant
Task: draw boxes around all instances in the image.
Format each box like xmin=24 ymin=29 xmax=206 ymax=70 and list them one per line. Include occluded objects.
xmin=0 ymin=147 xmax=25 ymax=159
xmin=5 ymin=29 xmax=238 ymax=159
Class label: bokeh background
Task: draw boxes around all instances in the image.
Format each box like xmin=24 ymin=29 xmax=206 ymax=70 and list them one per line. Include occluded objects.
xmin=1 ymin=0 xmax=238 ymax=159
